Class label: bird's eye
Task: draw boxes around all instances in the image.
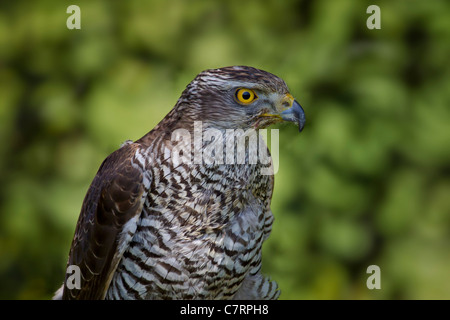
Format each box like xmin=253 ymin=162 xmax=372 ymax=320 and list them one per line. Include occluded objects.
xmin=235 ymin=88 xmax=258 ymax=105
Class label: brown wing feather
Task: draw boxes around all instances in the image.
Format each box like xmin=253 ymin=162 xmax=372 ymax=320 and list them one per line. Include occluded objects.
xmin=62 ymin=143 xmax=147 ymax=299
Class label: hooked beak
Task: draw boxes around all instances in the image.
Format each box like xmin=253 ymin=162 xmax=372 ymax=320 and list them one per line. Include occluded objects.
xmin=280 ymin=100 xmax=306 ymax=132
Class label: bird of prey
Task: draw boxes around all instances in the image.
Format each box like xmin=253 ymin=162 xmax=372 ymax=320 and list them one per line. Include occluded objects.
xmin=54 ymin=66 xmax=305 ymax=300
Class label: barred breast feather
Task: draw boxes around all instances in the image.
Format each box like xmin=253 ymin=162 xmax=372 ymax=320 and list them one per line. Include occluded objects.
xmin=105 ymin=128 xmax=279 ymax=299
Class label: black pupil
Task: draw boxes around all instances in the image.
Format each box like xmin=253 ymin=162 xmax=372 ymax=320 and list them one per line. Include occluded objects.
xmin=242 ymin=91 xmax=251 ymax=100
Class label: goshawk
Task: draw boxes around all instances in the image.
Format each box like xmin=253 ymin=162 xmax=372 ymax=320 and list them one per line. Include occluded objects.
xmin=55 ymin=66 xmax=305 ymax=300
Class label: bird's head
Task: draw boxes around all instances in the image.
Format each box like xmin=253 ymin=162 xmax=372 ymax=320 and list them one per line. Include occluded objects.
xmin=177 ymin=66 xmax=305 ymax=132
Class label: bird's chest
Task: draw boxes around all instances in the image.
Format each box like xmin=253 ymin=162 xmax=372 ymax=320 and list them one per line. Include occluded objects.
xmin=114 ymin=163 xmax=271 ymax=299
xmin=146 ymin=158 xmax=268 ymax=231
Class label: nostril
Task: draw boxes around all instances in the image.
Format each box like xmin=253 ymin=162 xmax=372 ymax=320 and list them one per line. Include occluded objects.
xmin=282 ymin=101 xmax=291 ymax=108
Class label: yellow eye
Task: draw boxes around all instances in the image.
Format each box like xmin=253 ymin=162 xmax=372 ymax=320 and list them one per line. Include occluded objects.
xmin=235 ymin=88 xmax=257 ymax=104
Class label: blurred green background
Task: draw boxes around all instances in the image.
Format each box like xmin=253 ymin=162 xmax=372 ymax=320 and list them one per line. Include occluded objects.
xmin=0 ymin=0 xmax=449 ymax=300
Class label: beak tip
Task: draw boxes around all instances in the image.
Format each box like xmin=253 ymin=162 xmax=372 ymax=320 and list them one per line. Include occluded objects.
xmin=281 ymin=99 xmax=305 ymax=133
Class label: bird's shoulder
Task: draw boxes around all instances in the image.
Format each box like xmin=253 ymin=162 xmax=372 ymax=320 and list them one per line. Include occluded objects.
xmin=63 ymin=141 xmax=150 ymax=299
